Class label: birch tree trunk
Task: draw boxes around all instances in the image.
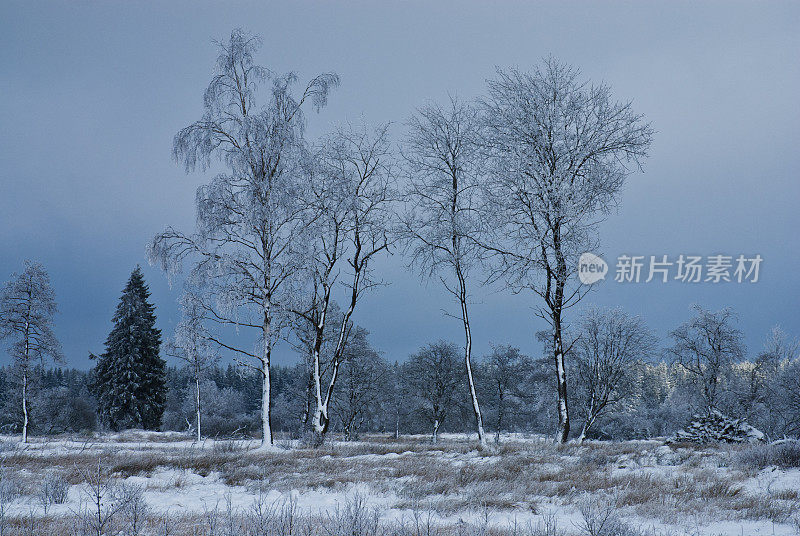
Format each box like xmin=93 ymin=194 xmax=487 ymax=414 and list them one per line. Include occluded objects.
xmin=577 ymin=417 xmax=594 ymax=445
xmin=195 ymin=374 xmax=201 ymax=443
xmin=309 ymin=289 xmax=331 ymax=443
xmin=555 ymin=342 xmax=570 ymax=444
xmin=257 ymin=291 xmax=275 ymax=449
xmin=494 ymin=389 xmax=504 ymax=445
xmin=261 ymin=366 xmax=272 ymax=447
xmin=163 ymin=290 xmax=218 ymax=444
xmin=260 ymin=312 xmax=274 ymax=449
xmin=457 ymin=265 xmax=486 ymax=447
xmin=22 ymin=370 xmax=28 ymax=444
xmin=553 ymin=309 xmax=570 ymax=443
xmin=296 ymin=123 xmax=391 ymax=447
xmin=310 ymin=263 xmax=366 ymax=444
xmin=310 ymin=335 xmax=327 ymax=444
xmin=553 ymin=228 xmax=570 ymax=444
xmin=22 ymin=316 xmax=30 ymax=444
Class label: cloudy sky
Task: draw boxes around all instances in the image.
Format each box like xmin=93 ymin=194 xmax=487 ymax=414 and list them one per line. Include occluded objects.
xmin=1 ymin=1 xmax=798 ymax=369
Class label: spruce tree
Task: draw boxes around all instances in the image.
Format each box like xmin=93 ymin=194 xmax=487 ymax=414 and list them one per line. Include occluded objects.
xmin=91 ymin=266 xmax=166 ymax=430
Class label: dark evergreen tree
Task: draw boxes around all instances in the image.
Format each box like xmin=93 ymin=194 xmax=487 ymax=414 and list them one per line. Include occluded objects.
xmin=91 ymin=266 xmax=166 ymax=430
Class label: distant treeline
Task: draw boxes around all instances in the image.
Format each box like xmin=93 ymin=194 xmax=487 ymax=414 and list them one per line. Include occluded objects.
xmin=2 ymin=341 xmax=798 ymax=442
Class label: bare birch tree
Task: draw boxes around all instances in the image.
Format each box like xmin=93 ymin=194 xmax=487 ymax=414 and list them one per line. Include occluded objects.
xmin=667 ymin=305 xmax=744 ymax=414
xmin=148 ymin=29 xmax=339 ymax=449
xmin=0 ymin=261 xmax=63 ymax=443
xmin=331 ymin=327 xmax=388 ymax=441
xmin=758 ymin=327 xmax=800 ymax=436
xmin=288 ymin=302 xmax=344 ymax=428
xmin=573 ymin=307 xmax=655 ymax=443
xmin=484 ymin=345 xmax=532 ymax=444
xmin=400 ymin=96 xmax=488 ymax=447
xmin=480 ymin=59 xmax=652 ymax=442
xmin=292 ymin=123 xmax=393 ymax=444
xmin=403 ymin=340 xmax=462 ymax=443
xmin=164 ymin=291 xmax=219 ymax=442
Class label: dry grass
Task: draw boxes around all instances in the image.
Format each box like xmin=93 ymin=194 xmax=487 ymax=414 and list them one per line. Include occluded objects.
xmin=1 ymin=434 xmax=798 ymax=532
xmin=0 ymin=504 xmax=550 ymax=536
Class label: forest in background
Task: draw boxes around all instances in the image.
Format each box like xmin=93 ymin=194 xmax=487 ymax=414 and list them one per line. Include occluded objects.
xmin=1 ymin=315 xmax=798 ymax=443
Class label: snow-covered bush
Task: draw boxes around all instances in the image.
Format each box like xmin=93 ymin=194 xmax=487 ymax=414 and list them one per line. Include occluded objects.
xmin=672 ymin=410 xmax=765 ymax=443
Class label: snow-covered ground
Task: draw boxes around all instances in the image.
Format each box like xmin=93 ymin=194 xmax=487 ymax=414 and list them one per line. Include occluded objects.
xmin=1 ymin=432 xmax=799 ymax=535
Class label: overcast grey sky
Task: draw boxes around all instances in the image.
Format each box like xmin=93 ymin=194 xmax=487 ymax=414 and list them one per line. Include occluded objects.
xmin=1 ymin=1 xmax=798 ymax=369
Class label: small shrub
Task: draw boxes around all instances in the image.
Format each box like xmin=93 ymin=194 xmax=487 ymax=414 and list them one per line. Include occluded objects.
xmin=578 ymin=449 xmax=608 ymax=468
xmin=212 ymin=439 xmax=246 ymax=454
xmin=578 ymin=498 xmax=644 ymax=536
xmin=735 ymin=440 xmax=800 ymax=470
xmin=529 ymin=512 xmax=562 ymax=536
xmin=118 ymin=483 xmax=150 ymax=536
xmin=110 ymin=453 xmax=162 ymax=476
xmin=327 ymin=493 xmax=381 ymax=536
xmin=38 ymin=471 xmax=69 ymax=512
xmin=0 ymin=466 xmax=23 ymax=502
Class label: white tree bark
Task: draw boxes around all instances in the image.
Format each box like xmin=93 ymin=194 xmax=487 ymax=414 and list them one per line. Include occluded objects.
xmin=260 ymin=367 xmax=272 ymax=448
xmin=258 ymin=311 xmax=275 ymax=450
xmin=458 ymin=268 xmax=486 ymax=447
xmin=555 ymin=347 xmax=570 ymax=444
xmin=22 ymin=316 xmax=29 ymax=444
xmin=22 ymin=370 xmax=28 ymax=444
xmin=577 ymin=415 xmax=595 ymax=445
xmin=195 ymin=373 xmax=201 ymax=443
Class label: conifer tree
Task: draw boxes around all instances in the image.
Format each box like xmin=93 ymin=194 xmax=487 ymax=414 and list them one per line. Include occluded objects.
xmin=91 ymin=266 xmax=166 ymax=430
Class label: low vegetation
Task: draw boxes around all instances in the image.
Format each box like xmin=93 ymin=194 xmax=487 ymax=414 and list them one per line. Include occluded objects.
xmin=1 ymin=434 xmax=799 ymax=535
